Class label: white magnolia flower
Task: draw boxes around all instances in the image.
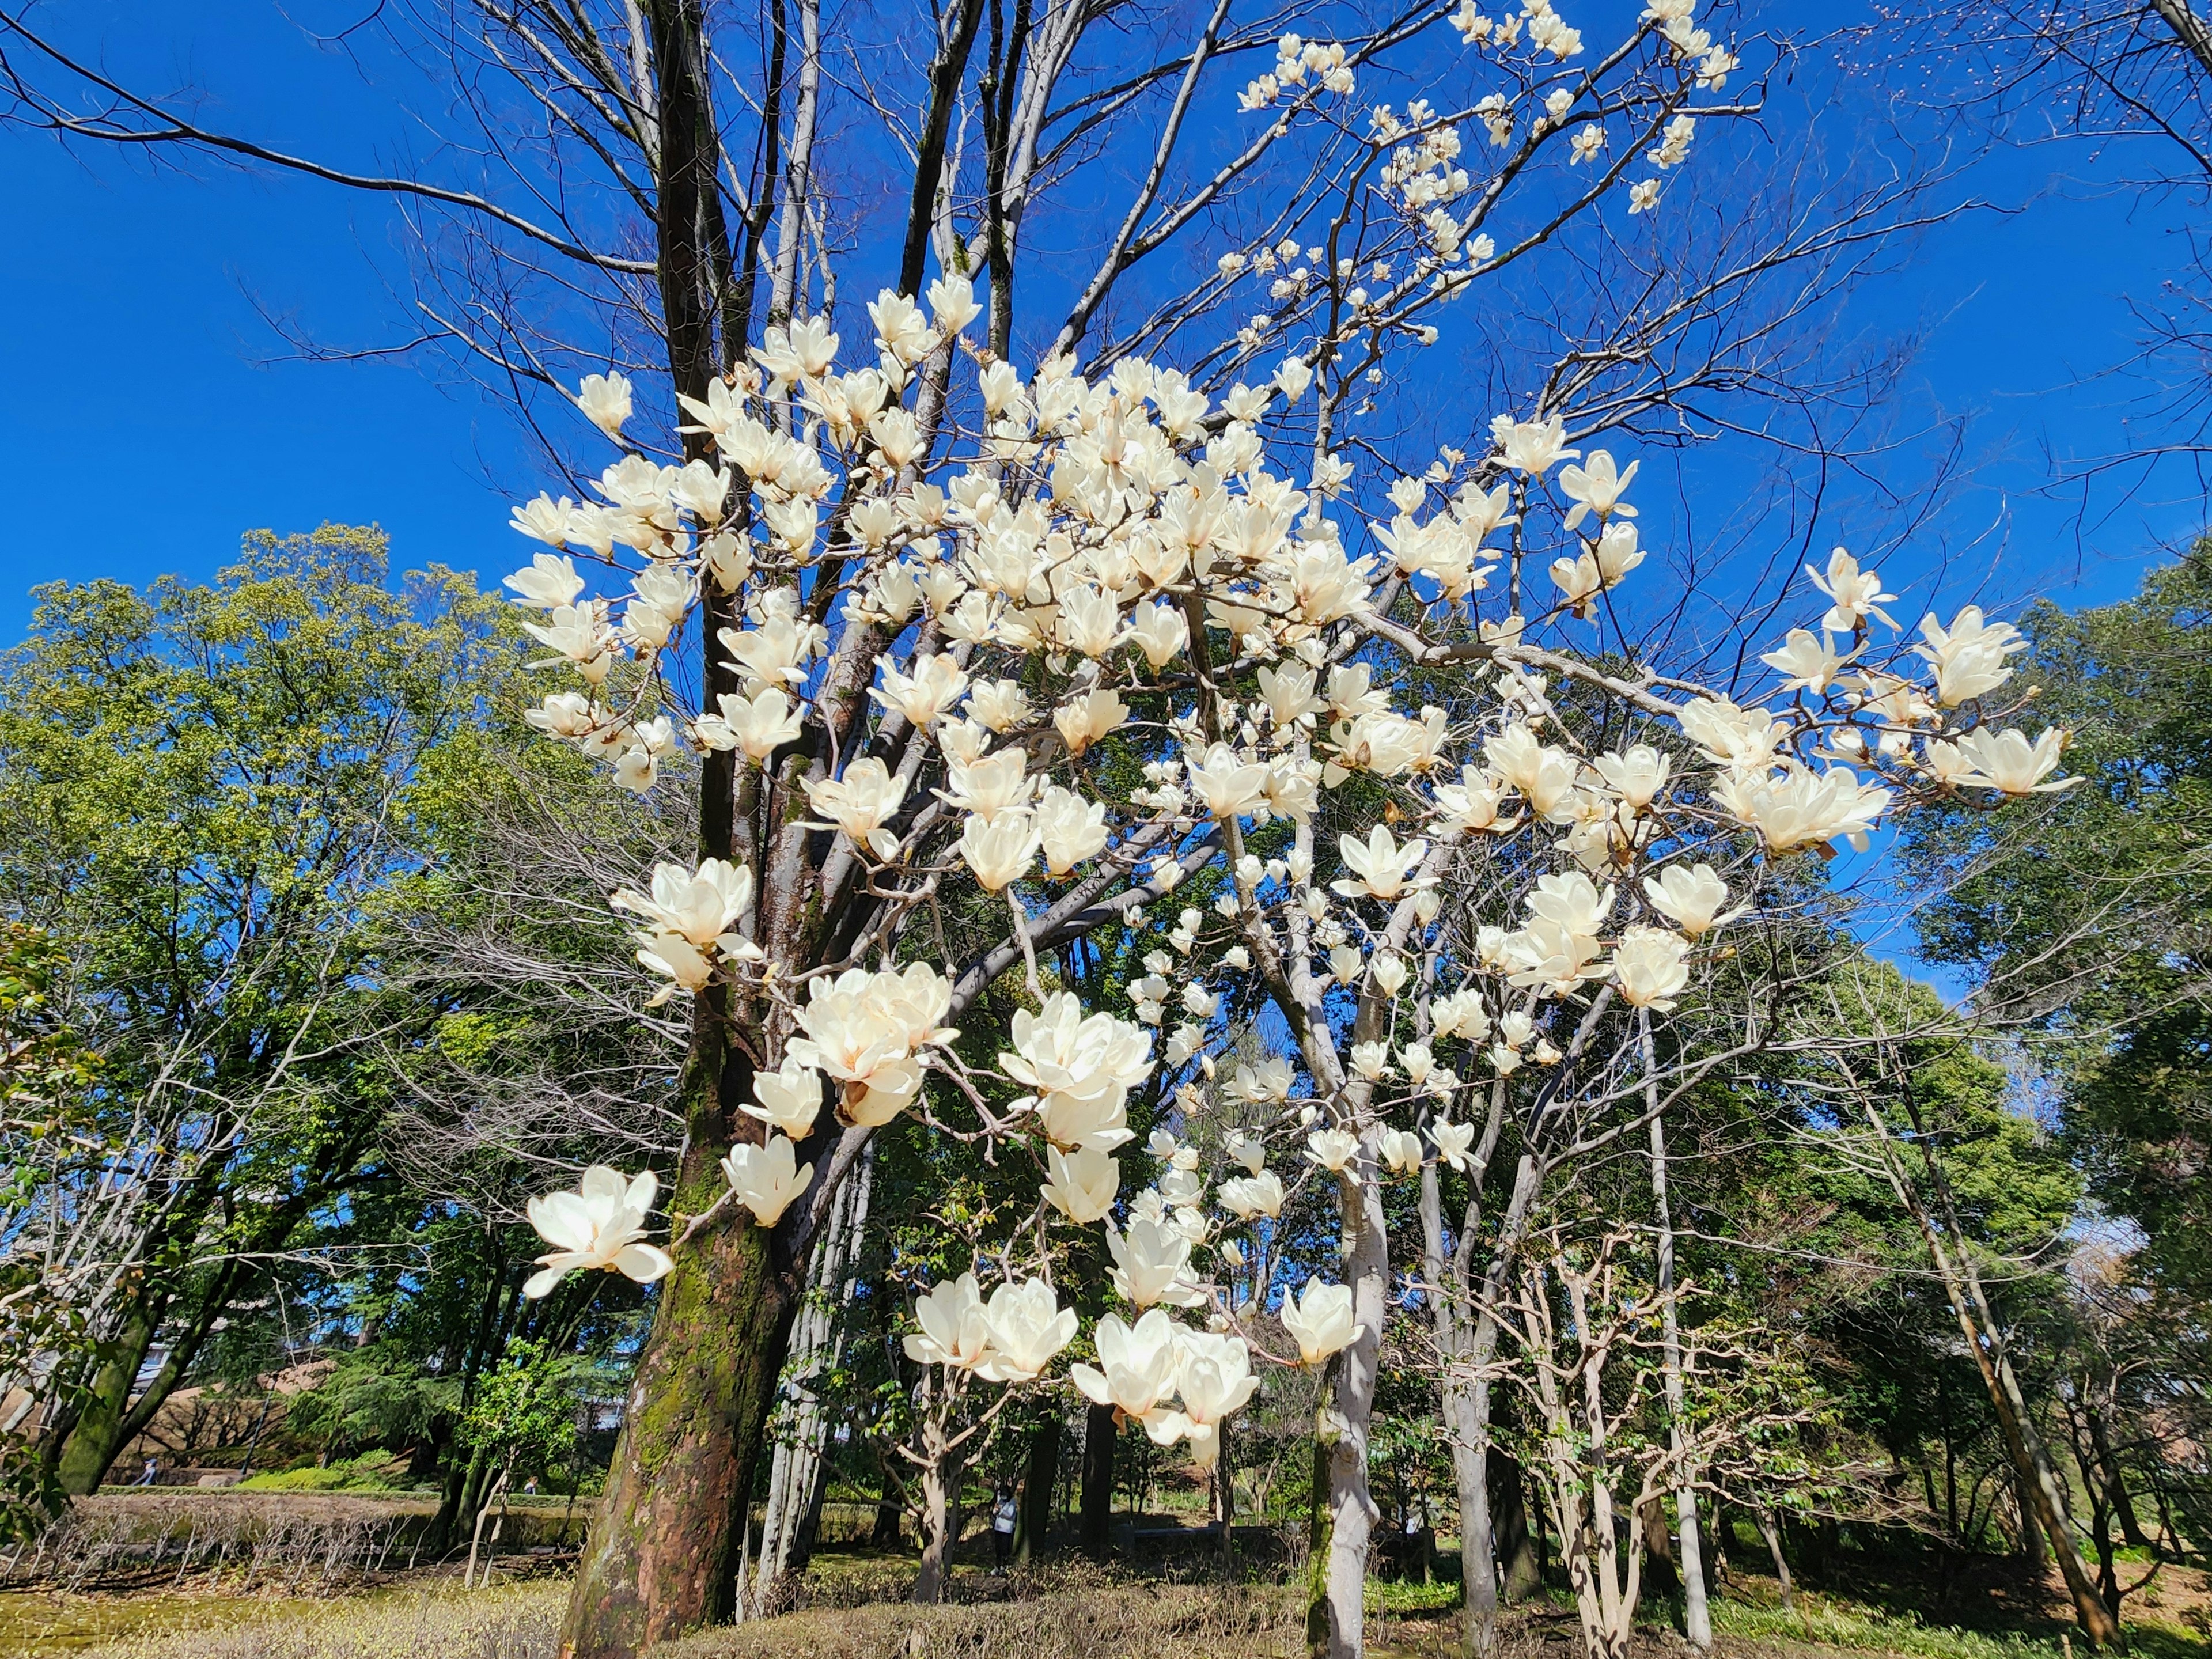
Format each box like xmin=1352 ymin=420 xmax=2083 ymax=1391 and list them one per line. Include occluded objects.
xmin=1281 ymin=1277 xmax=1365 ymax=1365
xmin=1431 ymin=1119 xmax=1476 ymax=1172
xmin=1043 ymin=1145 xmax=1122 ymax=1224
xmin=1612 ymin=925 xmax=1691 ymax=1010
xmin=523 ymin=1166 xmax=672 ymax=1298
xmin=802 ymin=757 xmax=910 ymax=858
xmin=959 ymin=810 xmax=1043 ymax=892
xmin=873 ymin=652 xmax=971 ymax=728
xmin=788 ymin=964 xmax=955 ymax=1124
xmin=903 ymin=1273 xmax=991 ymax=1369
xmin=1379 ymin=1127 xmax=1423 ymax=1175
xmin=1721 ymin=763 xmax=1892 ymax=853
xmin=975 ymin=1278 xmax=1078 ymax=1381
xmin=1226 ymin=1130 xmax=1269 ymax=1175
xmin=1591 ymin=745 xmax=1671 ymax=810
xmin=1107 ymin=1215 xmax=1210 ymax=1308
xmin=1071 ymin=1308 xmax=1182 ymax=1416
xmin=1642 ymin=863 xmax=1740 ymax=938
xmin=1305 ymin=1127 xmax=1360 ymax=1173
xmin=721 ymin=1135 xmax=816 ymax=1227
xmin=505 ymin=552 xmax=586 ymax=609
xmin=1558 ymin=449 xmax=1639 ymax=529
xmin=1127 ymin=601 xmax=1191 ymax=669
xmin=1003 ymin=993 xmax=1154 ymax=1152
xmin=1912 ymin=607 xmax=2027 ymax=707
xmin=1949 ymin=728 xmax=2078 ymax=795
xmin=1054 ymin=688 xmax=1130 ymax=755
xmin=743 ymin=1058 xmax=825 ymax=1137
xmin=611 ymin=858 xmax=755 ymax=952
xmin=1491 ymin=412 xmax=1578 ymax=475
xmin=1144 ymin=1330 xmax=1259 ymax=1469
xmin=575 ymin=372 xmax=634 ymax=438
xmin=1760 ymin=629 xmax=1857 ymax=695
xmin=1219 ymin=1170 xmax=1287 ymax=1220
xmin=699 ymin=687 xmax=806 ymax=760
xmin=1332 ymin=825 xmax=1431 ymax=901
xmin=1805 ymin=547 xmax=1900 ymax=634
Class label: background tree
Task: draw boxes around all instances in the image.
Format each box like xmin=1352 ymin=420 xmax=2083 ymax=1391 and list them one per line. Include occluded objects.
xmin=0 ymin=527 xmax=515 ymax=1496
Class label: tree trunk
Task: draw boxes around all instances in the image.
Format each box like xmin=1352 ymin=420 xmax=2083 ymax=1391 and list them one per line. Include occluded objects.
xmin=912 ymin=1440 xmax=963 ymax=1604
xmin=2082 ymin=1397 xmax=2149 ymax=1552
xmin=752 ymin=1146 xmax=873 ymax=1609
xmin=51 ymin=1296 xmax=163 ymax=1495
xmin=1641 ymin=1497 xmax=1680 ymax=1601
xmin=1014 ymin=1409 xmax=1060 ymax=1565
xmin=1758 ymin=1509 xmax=1794 ymax=1610
xmin=559 ymin=1136 xmax=802 ymax=1657
xmin=1078 ymin=1402 xmax=1116 ymax=1556
xmin=1491 ymin=1446 xmax=1541 ymax=1603
xmin=1861 ymin=1092 xmax=2121 ymax=1647
xmin=872 ymin=1465 xmax=904 ymax=1550
xmin=1309 ymin=1155 xmax=1388 ymax=1659
xmin=1644 ymin=1055 xmax=1710 ymax=1651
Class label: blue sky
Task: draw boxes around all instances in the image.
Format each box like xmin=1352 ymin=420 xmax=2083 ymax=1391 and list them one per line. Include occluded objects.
xmin=0 ymin=3 xmax=2199 ymax=646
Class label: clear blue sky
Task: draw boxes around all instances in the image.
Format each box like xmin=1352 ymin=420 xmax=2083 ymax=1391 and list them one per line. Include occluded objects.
xmin=0 ymin=3 xmax=2198 ymax=643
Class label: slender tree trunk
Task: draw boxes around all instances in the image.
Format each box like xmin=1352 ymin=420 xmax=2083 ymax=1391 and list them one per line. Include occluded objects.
xmin=912 ymin=1438 xmax=963 ymax=1604
xmin=1643 ymin=1034 xmax=1710 ymax=1652
xmin=1310 ymin=1154 xmax=1388 ymax=1659
xmin=2082 ymin=1396 xmax=2149 ymax=1552
xmin=1491 ymin=1445 xmax=1541 ymax=1602
xmin=1859 ymin=1093 xmax=2119 ymax=1646
xmin=1014 ymin=1409 xmax=1060 ymax=1565
xmin=1078 ymin=1402 xmax=1116 ymax=1555
xmin=873 ymin=1468 xmax=904 ymax=1550
xmin=51 ymin=1297 xmax=163 ymax=1495
xmin=752 ymin=1146 xmax=872 ymax=1608
xmin=1758 ymin=1509 xmax=1794 ymax=1609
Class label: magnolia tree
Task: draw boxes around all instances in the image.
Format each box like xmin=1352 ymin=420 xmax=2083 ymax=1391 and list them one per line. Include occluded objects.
xmin=1 ymin=0 xmax=1992 ymax=1651
xmin=503 ymin=214 xmax=2070 ymax=1659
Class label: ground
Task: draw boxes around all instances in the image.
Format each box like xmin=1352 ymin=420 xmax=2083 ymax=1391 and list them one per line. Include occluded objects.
xmin=2 ymin=1493 xmax=2205 ymax=1659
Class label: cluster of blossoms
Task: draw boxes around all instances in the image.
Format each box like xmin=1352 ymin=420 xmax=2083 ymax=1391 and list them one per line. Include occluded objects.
xmin=506 ymin=213 xmax=2070 ymax=1465
xmin=1449 ymin=0 xmax=1582 ymax=59
xmin=1238 ymin=33 xmax=1357 ymax=110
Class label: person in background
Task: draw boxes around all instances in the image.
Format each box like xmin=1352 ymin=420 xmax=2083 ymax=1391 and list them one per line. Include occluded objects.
xmin=132 ymin=1457 xmax=158 ymax=1487
xmin=990 ymin=1482 xmax=1018 ymax=1570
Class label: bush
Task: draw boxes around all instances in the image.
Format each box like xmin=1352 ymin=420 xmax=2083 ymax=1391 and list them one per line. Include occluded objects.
xmin=237 ymin=1456 xmax=407 ymax=1494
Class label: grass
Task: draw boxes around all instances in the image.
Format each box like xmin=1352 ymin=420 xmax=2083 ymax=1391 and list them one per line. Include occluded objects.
xmin=11 ymin=1506 xmax=2206 ymax=1659
xmin=50 ymin=1578 xmax=566 ymax=1659
xmin=1710 ymin=1592 xmax=2068 ymax=1659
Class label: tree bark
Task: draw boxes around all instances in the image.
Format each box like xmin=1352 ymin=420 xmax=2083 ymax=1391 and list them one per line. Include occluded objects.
xmin=52 ymin=1296 xmax=163 ymax=1495
xmin=559 ymin=1080 xmax=803 ymax=1656
xmin=1310 ymin=1154 xmax=1388 ymax=1659
xmin=1078 ymin=1402 xmax=1116 ymax=1555
xmin=2082 ymin=1396 xmax=2149 ymax=1552
xmin=1491 ymin=1445 xmax=1541 ymax=1603
xmin=1859 ymin=1090 xmax=2120 ymax=1646
xmin=1757 ymin=1509 xmax=1793 ymax=1609
xmin=912 ymin=1435 xmax=964 ymax=1604
xmin=1015 ymin=1408 xmax=1060 ymax=1565
xmin=1643 ymin=1032 xmax=1710 ymax=1652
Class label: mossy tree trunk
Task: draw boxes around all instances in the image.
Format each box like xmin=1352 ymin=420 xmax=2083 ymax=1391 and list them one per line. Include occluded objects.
xmin=558 ymin=1032 xmax=804 ymax=1656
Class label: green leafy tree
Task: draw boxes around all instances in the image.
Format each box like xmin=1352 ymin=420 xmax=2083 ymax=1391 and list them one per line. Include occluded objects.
xmin=0 ymin=526 xmax=517 ymax=1494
